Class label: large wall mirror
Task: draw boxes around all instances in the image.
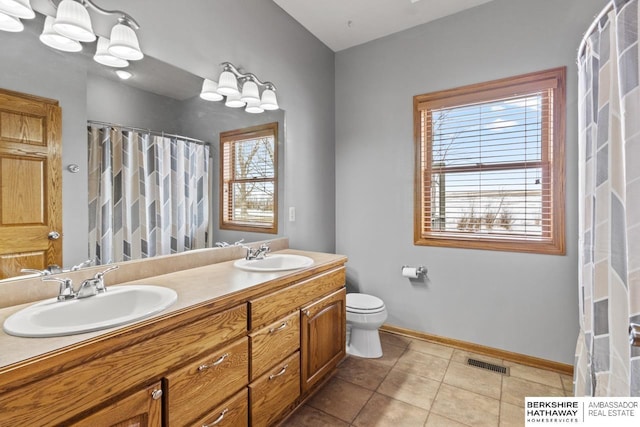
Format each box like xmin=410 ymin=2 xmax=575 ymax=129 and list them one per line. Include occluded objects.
xmin=0 ymin=9 xmax=285 ymax=281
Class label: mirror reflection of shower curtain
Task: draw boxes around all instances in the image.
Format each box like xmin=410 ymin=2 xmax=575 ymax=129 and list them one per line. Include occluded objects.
xmin=576 ymin=0 xmax=639 ymax=397
xmin=88 ymin=125 xmax=209 ymax=264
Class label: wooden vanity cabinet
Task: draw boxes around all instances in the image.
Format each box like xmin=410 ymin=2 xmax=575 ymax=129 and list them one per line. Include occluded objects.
xmin=301 ymin=288 xmax=346 ymax=392
xmin=68 ymin=381 xmax=163 ymax=427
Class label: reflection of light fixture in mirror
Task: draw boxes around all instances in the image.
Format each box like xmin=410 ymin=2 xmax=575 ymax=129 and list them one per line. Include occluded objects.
xmin=202 ymin=62 xmax=279 ymax=113
xmin=94 ymin=36 xmax=128 ymax=67
xmin=108 ymin=18 xmax=143 ymax=61
xmin=115 ymin=69 xmax=132 ymax=80
xmin=225 ymin=92 xmax=246 ymax=108
xmin=0 ymin=0 xmax=35 ymax=19
xmin=245 ymin=99 xmax=264 ymax=114
xmin=0 ymin=10 xmax=23 ymax=31
xmin=200 ymin=79 xmax=224 ymax=101
xmin=40 ymin=15 xmax=82 ymax=51
xmin=53 ymin=0 xmax=95 ymax=42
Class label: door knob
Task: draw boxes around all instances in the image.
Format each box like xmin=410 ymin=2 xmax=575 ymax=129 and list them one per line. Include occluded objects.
xmin=48 ymin=231 xmax=60 ymax=240
xmin=630 ymin=324 xmax=640 ymax=347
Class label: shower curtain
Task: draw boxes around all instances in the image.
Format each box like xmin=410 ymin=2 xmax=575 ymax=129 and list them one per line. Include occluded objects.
xmin=88 ymin=125 xmax=209 ymax=264
xmin=576 ymin=0 xmax=639 ymax=396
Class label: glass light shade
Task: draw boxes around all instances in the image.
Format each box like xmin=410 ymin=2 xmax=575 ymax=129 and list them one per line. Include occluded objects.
xmin=108 ymin=23 xmax=143 ymax=60
xmin=217 ymin=70 xmax=239 ymax=96
xmin=245 ymin=99 xmax=264 ymax=114
xmin=40 ymin=15 xmax=82 ymax=52
xmin=200 ymin=79 xmax=224 ymax=101
xmin=93 ymin=37 xmax=128 ymax=67
xmin=53 ymin=0 xmax=96 ymax=42
xmin=240 ymin=80 xmax=260 ymax=103
xmin=0 ymin=11 xmax=22 ymax=32
xmin=0 ymin=0 xmax=35 ymax=19
xmin=225 ymin=92 xmax=245 ymax=108
xmin=260 ymin=89 xmax=279 ymax=110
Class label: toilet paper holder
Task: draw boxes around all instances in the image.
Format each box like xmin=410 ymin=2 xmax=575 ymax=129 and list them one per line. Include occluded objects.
xmin=401 ymin=265 xmax=427 ymax=277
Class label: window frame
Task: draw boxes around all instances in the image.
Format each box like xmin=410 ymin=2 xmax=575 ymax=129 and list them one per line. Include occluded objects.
xmin=413 ymin=67 xmax=566 ymax=255
xmin=219 ymin=122 xmax=278 ymax=234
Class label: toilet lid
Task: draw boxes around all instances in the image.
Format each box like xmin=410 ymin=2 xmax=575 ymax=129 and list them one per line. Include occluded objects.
xmin=346 ymin=293 xmax=385 ymax=313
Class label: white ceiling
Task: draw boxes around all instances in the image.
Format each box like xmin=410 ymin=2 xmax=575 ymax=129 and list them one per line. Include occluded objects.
xmin=273 ymin=0 xmax=496 ymax=52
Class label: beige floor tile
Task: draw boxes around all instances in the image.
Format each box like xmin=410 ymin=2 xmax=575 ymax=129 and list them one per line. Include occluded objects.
xmin=409 ymin=339 xmax=455 ymax=360
xmin=336 ymin=356 xmax=392 ymax=390
xmin=503 ymin=362 xmax=564 ymax=389
xmin=380 ymin=331 xmax=412 ymax=349
xmin=395 ymin=350 xmax=450 ymax=382
xmin=501 ymin=376 xmax=565 ymax=407
xmin=443 ymin=361 xmax=503 ymax=399
xmin=425 ymin=413 xmax=471 ymax=427
xmin=377 ymin=367 xmax=441 ymax=410
xmin=353 ymin=392 xmax=429 ymax=427
xmin=499 ymin=402 xmax=525 ymax=427
xmin=561 ymin=374 xmax=574 ymax=393
xmin=307 ymin=377 xmax=373 ymax=423
xmin=280 ymin=405 xmax=349 ymax=427
xmin=451 ymin=349 xmax=504 ymax=366
xmin=374 ymin=340 xmax=407 ymax=366
xmin=431 ymin=384 xmax=500 ymax=427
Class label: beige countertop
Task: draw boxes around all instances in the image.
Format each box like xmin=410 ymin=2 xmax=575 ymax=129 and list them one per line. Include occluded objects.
xmin=0 ymin=249 xmax=347 ymax=371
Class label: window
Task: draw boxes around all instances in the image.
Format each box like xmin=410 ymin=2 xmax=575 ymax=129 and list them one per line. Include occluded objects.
xmin=220 ymin=122 xmax=278 ymax=233
xmin=414 ymin=67 xmax=566 ymax=254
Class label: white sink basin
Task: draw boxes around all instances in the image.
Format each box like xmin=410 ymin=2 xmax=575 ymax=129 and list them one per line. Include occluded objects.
xmin=233 ymin=254 xmax=314 ymax=272
xmin=3 ymin=285 xmax=177 ymax=338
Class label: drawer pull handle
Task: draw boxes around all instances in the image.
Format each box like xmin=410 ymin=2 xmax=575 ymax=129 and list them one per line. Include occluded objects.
xmin=198 ymin=353 xmax=229 ymax=371
xmin=151 ymin=389 xmax=163 ymax=400
xmin=269 ymin=364 xmax=288 ymax=380
xmin=269 ymin=322 xmax=287 ymax=333
xmin=203 ymin=408 xmax=228 ymax=427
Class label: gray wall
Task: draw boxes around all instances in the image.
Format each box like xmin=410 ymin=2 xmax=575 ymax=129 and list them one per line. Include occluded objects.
xmin=335 ymin=0 xmax=607 ymax=364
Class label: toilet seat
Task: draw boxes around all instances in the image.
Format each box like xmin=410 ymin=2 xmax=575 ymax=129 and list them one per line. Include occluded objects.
xmin=346 ymin=293 xmax=385 ymax=314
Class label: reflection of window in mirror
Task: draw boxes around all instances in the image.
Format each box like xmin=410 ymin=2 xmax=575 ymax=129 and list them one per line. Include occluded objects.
xmin=220 ymin=122 xmax=278 ymax=234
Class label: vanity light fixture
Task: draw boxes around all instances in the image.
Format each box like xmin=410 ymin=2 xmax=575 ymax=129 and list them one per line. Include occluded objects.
xmin=31 ymin=0 xmax=144 ymax=63
xmin=0 ymin=9 xmax=24 ymax=31
xmin=200 ymin=62 xmax=280 ymax=113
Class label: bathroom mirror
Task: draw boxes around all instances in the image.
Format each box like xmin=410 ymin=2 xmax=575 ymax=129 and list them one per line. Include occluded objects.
xmin=0 ymin=11 xmax=285 ymax=282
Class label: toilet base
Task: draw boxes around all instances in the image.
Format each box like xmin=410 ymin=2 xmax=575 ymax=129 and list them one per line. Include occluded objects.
xmin=346 ymin=327 xmax=383 ymax=358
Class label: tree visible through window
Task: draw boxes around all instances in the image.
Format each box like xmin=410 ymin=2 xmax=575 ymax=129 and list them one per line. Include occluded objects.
xmin=414 ymin=68 xmax=566 ymax=254
xmin=220 ymin=122 xmax=278 ymax=233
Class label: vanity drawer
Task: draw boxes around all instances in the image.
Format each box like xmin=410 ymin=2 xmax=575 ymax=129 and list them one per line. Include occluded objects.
xmin=249 ymin=266 xmax=345 ymax=329
xmin=191 ymin=388 xmax=248 ymax=427
xmin=249 ymin=351 xmax=300 ymax=427
xmin=166 ymin=337 xmax=249 ymax=426
xmin=249 ymin=311 xmax=300 ymax=380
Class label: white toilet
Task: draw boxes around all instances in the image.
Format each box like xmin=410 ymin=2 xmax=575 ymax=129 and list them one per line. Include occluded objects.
xmin=346 ymin=293 xmax=388 ymax=358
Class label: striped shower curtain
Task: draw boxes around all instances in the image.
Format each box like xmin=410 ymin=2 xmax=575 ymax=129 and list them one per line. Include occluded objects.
xmin=576 ymin=0 xmax=639 ymax=396
xmin=88 ymin=125 xmax=209 ymax=264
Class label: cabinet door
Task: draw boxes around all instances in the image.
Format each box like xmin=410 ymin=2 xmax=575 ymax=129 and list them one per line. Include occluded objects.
xmin=300 ymin=288 xmax=346 ymax=392
xmin=68 ymin=381 xmax=162 ymax=427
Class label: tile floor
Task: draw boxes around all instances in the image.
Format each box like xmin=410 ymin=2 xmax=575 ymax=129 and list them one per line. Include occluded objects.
xmin=281 ymin=332 xmax=573 ymax=427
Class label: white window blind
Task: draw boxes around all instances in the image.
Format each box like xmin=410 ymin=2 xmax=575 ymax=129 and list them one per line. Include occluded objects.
xmin=414 ymin=68 xmax=566 ymax=254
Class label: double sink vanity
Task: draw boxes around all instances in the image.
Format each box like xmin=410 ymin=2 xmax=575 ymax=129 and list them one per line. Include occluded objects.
xmin=0 ymin=240 xmax=347 ymax=426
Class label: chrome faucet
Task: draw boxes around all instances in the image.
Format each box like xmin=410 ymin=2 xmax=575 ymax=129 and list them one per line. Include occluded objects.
xmin=20 ymin=265 xmax=62 ymax=276
xmin=43 ymin=265 xmax=119 ymax=301
xmin=245 ymin=243 xmax=271 ymax=260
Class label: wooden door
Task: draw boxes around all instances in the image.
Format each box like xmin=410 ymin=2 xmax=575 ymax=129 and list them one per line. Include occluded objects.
xmin=300 ymin=288 xmax=346 ymax=392
xmin=0 ymin=89 xmax=62 ymax=279
xmin=68 ymin=382 xmax=163 ymax=427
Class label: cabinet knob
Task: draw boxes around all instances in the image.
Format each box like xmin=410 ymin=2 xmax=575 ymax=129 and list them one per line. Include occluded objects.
xmin=48 ymin=231 xmax=61 ymax=240
xmin=151 ymin=389 xmax=163 ymax=400
xmin=203 ymin=408 xmax=228 ymax=427
xmin=198 ymin=353 xmax=229 ymax=371
xmin=303 ymin=310 xmax=310 ymax=317
xmin=269 ymin=322 xmax=287 ymax=333
xmin=269 ymin=364 xmax=288 ymax=380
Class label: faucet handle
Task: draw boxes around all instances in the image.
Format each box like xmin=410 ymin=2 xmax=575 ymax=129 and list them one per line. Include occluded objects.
xmin=42 ymin=277 xmax=75 ymax=301
xmin=94 ymin=265 xmax=119 ymax=280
